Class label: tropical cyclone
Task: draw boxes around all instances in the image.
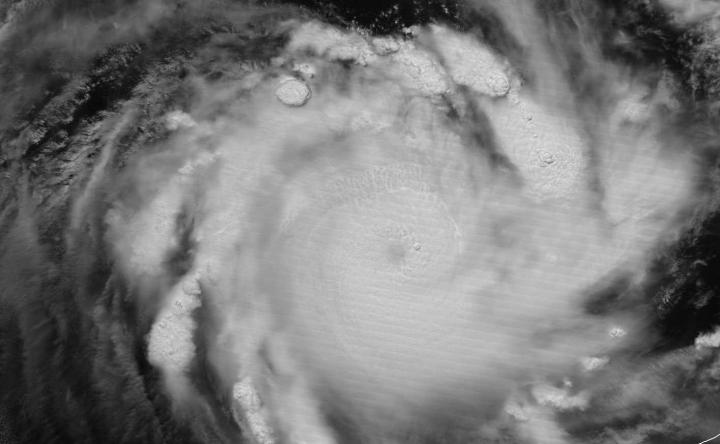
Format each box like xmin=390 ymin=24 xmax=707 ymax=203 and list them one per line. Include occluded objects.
xmin=230 ymin=23 xmax=642 ymax=440
xmin=98 ymin=13 xmax=699 ymax=444
xmin=3 ymin=1 xmax=720 ymax=443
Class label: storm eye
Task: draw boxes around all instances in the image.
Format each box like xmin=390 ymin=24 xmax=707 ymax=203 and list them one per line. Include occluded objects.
xmin=385 ymin=241 xmax=408 ymax=265
xmin=373 ymin=224 xmax=423 ymax=272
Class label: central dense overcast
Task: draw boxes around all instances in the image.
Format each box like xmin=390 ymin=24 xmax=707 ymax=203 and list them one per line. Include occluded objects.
xmin=1 ymin=1 xmax=720 ymax=443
